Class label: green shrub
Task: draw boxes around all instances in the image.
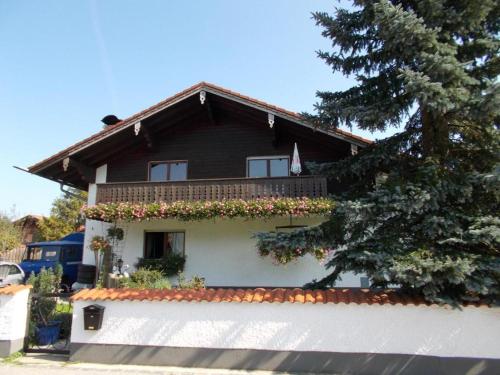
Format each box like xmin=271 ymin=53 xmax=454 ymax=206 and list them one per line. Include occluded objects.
xmin=177 ymin=273 xmax=205 ymax=289
xmin=119 ymin=268 xmax=171 ymax=290
xmin=27 ymin=264 xmax=63 ymax=295
xmin=136 ymin=253 xmax=186 ymax=277
xmin=27 ymin=265 xmax=64 ymax=327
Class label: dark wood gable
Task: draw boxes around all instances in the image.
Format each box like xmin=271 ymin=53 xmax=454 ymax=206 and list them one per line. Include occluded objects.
xmin=28 ymin=83 xmax=370 ymax=191
xmin=106 ymin=93 xmax=350 ymax=183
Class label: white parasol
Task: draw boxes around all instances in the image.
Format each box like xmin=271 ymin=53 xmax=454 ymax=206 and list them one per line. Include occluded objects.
xmin=290 ymin=142 xmax=302 ymax=175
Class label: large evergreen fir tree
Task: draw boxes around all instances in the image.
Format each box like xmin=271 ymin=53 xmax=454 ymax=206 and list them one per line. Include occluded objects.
xmin=256 ymin=0 xmax=499 ymax=304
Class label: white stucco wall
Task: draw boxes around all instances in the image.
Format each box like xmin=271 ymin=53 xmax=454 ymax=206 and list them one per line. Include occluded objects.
xmin=0 ymin=289 xmax=30 ymax=343
xmin=87 ymin=164 xmax=107 ymax=206
xmin=84 ymin=164 xmax=108 ymax=264
xmin=71 ymin=299 xmax=500 ymax=359
xmin=83 ymin=215 xmax=362 ymax=287
xmin=83 ymin=164 xmax=361 ymax=287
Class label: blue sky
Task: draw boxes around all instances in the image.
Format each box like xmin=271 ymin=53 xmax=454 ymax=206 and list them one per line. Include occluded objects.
xmin=0 ymin=0 xmax=396 ymax=218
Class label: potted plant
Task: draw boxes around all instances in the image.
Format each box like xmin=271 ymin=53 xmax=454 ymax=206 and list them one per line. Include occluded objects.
xmin=136 ymin=253 xmax=186 ymax=277
xmin=90 ymin=226 xmax=125 ymax=287
xmin=27 ymin=266 xmax=63 ymax=346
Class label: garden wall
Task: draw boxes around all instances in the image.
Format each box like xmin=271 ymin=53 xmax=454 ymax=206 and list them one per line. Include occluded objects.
xmin=70 ymin=288 xmax=500 ymax=375
xmin=0 ymin=285 xmax=31 ymax=356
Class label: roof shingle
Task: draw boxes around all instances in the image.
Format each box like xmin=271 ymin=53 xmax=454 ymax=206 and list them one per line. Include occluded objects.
xmin=70 ymin=287 xmax=488 ymax=307
xmin=0 ymin=285 xmax=32 ymax=296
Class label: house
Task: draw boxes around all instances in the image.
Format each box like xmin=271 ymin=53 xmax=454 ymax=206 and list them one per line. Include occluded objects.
xmin=23 ymin=83 xmax=500 ymax=374
xmin=28 ymin=82 xmax=372 ymax=288
xmin=0 ymin=215 xmax=44 ymax=263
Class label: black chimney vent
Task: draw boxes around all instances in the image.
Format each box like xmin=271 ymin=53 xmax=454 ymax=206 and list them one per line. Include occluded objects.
xmin=101 ymin=115 xmax=122 ymax=126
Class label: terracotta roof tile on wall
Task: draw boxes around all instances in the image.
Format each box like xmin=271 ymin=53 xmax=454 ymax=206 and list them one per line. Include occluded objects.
xmin=29 ymin=82 xmax=373 ymax=173
xmin=0 ymin=285 xmax=32 ymax=295
xmin=70 ymin=287 xmax=487 ymax=307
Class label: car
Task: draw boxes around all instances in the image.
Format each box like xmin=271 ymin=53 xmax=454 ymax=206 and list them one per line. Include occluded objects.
xmin=19 ymin=232 xmax=84 ymax=290
xmin=0 ymin=262 xmax=25 ymax=286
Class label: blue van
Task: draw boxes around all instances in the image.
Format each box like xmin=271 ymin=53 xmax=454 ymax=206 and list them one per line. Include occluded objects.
xmin=19 ymin=232 xmax=84 ymax=289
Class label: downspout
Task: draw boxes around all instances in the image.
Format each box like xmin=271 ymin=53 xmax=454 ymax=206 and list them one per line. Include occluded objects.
xmin=60 ymin=183 xmax=85 ymax=201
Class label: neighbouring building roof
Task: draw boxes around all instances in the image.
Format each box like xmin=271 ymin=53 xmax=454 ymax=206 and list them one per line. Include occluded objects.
xmin=13 ymin=214 xmax=44 ymax=224
xmin=70 ymin=287 xmax=488 ymax=307
xmin=13 ymin=214 xmax=45 ymax=244
xmin=28 ymin=82 xmax=373 ymax=175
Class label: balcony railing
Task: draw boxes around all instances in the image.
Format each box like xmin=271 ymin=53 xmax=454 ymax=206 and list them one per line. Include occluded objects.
xmin=95 ymin=176 xmax=328 ymax=204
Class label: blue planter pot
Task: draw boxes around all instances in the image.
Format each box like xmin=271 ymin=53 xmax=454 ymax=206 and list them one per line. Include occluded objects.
xmin=36 ymin=321 xmax=61 ymax=345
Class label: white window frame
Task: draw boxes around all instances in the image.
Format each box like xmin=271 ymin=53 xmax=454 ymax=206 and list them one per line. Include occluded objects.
xmin=246 ymin=155 xmax=290 ymax=178
xmin=148 ymin=160 xmax=188 ymax=182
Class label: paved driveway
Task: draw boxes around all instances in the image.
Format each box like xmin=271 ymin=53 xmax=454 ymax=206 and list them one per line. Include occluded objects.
xmin=0 ymin=354 xmax=319 ymax=375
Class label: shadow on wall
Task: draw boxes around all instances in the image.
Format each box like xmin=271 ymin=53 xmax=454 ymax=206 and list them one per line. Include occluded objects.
xmin=70 ymin=343 xmax=499 ymax=375
xmin=71 ymin=309 xmax=500 ymax=375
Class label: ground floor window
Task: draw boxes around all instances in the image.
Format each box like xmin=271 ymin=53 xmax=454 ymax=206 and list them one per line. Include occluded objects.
xmin=144 ymin=231 xmax=185 ymax=259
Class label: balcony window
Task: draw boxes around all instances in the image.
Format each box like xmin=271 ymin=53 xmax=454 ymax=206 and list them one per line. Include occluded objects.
xmin=149 ymin=161 xmax=187 ymax=182
xmin=144 ymin=231 xmax=185 ymax=259
xmin=247 ymin=156 xmax=289 ymax=178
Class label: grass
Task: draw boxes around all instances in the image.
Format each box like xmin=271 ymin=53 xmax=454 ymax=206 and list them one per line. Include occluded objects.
xmin=55 ymin=301 xmax=73 ymax=314
xmin=62 ymin=360 xmax=80 ymax=366
xmin=2 ymin=351 xmax=24 ymax=364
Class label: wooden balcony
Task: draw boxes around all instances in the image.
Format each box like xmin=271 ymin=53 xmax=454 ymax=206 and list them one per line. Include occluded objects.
xmin=95 ymin=176 xmax=328 ymax=204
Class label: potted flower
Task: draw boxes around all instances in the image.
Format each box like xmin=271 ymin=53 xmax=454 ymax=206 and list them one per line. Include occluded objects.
xmin=90 ymin=235 xmax=111 ymax=285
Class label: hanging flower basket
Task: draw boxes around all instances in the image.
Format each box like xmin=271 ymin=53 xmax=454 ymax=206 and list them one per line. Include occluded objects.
xmin=90 ymin=236 xmax=111 ymax=252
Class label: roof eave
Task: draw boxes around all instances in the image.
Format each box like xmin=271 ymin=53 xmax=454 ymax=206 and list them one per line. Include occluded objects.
xmin=28 ymin=82 xmax=373 ymax=174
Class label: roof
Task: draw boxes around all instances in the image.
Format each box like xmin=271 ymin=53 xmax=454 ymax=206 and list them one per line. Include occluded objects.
xmin=27 ymin=232 xmax=84 ymax=247
xmin=13 ymin=215 xmax=44 ymax=224
xmin=0 ymin=285 xmax=32 ymax=296
xmin=27 ymin=241 xmax=82 ymax=247
xmin=60 ymin=232 xmax=84 ymax=242
xmin=28 ymin=82 xmax=373 ymax=174
xmin=70 ymin=287 xmax=488 ymax=307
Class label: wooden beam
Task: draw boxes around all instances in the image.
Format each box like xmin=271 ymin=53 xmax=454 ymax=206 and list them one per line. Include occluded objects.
xmin=142 ymin=126 xmax=155 ymax=149
xmin=205 ymin=93 xmax=217 ymax=126
xmin=67 ymin=158 xmax=95 ymax=183
xmin=272 ymin=120 xmax=280 ymax=148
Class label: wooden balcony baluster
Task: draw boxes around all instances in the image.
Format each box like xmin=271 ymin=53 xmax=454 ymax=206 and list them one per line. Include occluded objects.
xmin=95 ymin=176 xmax=328 ymax=204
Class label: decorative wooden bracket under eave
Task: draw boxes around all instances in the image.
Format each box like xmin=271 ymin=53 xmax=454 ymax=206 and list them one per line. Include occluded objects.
xmin=62 ymin=157 xmax=95 ymax=183
xmin=200 ymin=90 xmax=216 ymax=126
xmin=351 ymin=144 xmax=358 ymax=155
xmin=133 ymin=121 xmax=155 ymax=149
xmin=268 ymin=113 xmax=275 ymax=128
